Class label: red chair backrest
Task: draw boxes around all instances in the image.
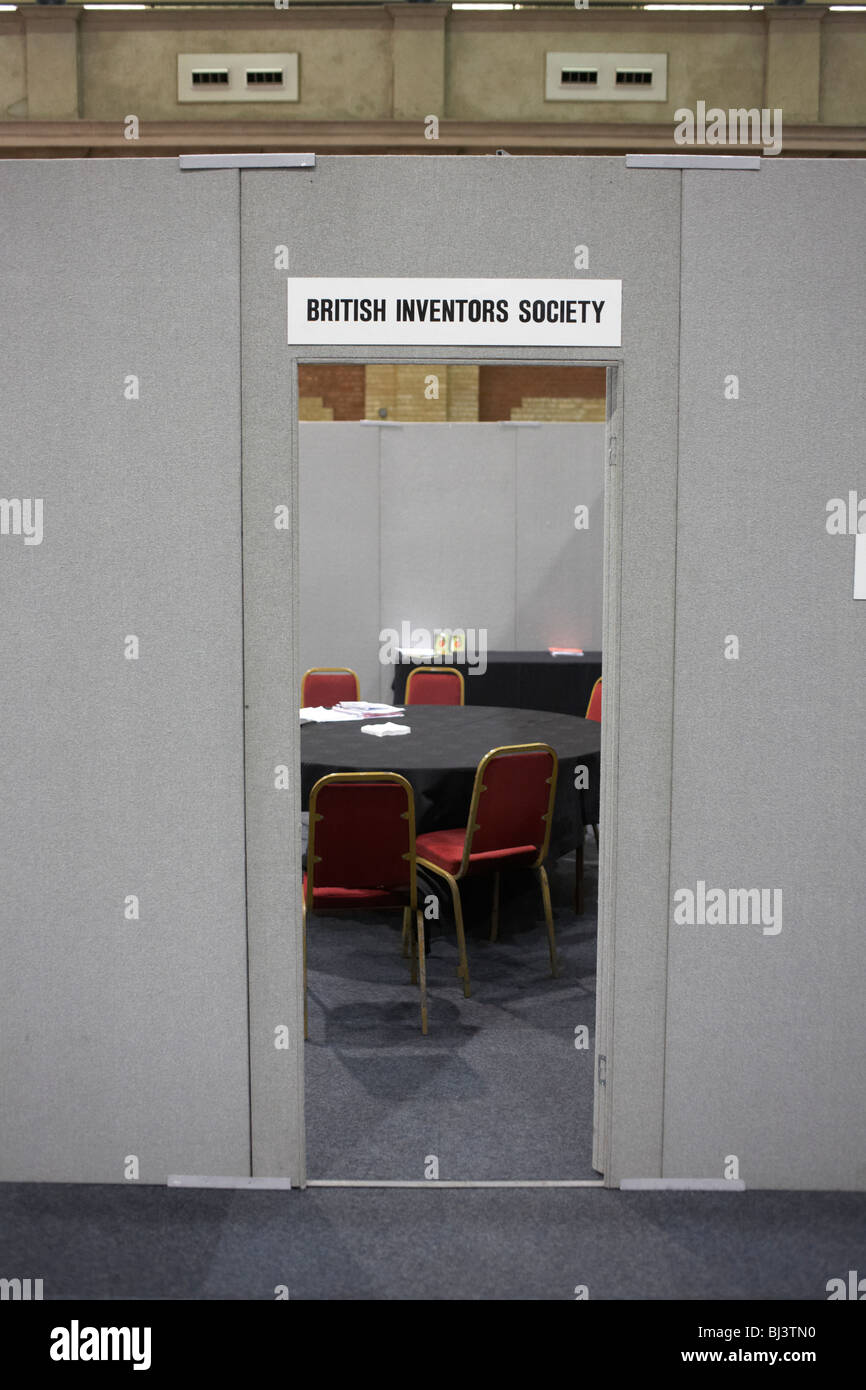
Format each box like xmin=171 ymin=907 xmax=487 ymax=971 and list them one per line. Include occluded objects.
xmin=585 ymin=677 xmax=602 ymax=723
xmin=302 ymin=668 xmax=359 ymax=707
xmin=468 ymin=745 xmax=557 ymax=860
xmin=405 ymin=667 xmax=464 ymax=706
xmin=308 ymin=776 xmax=414 ymax=889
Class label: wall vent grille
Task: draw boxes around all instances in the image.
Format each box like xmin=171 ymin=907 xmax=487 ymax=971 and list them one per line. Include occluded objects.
xmin=191 ymin=70 xmax=229 ymax=87
xmin=246 ymin=70 xmax=284 ymax=87
xmin=616 ymin=69 xmax=654 ymax=87
xmin=545 ymin=52 xmax=667 ymax=102
xmin=561 ymin=69 xmax=598 ymax=86
xmin=178 ymin=54 xmax=299 ymax=103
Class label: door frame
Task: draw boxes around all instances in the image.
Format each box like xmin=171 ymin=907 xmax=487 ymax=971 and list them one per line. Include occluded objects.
xmin=276 ymin=349 xmax=624 ymax=1187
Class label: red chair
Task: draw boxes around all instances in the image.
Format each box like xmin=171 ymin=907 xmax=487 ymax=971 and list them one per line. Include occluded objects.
xmin=585 ymin=676 xmax=602 ymax=723
xmin=303 ymin=772 xmax=427 ymax=1036
xmin=404 ymin=666 xmax=465 ymax=706
xmin=575 ymin=676 xmax=601 ymax=914
xmin=416 ymin=743 xmax=559 ymax=995
xmin=302 ymin=667 xmax=360 ymax=707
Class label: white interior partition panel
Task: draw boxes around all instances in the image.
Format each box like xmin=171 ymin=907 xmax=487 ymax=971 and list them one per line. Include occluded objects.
xmin=299 ymin=423 xmax=381 ymax=703
xmin=515 ymin=423 xmax=605 ymax=652
xmin=379 ymin=423 xmax=517 ymax=695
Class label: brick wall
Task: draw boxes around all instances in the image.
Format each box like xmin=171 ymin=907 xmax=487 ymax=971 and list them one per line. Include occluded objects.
xmin=478 ymin=365 xmax=606 ymax=422
xmin=297 ymin=364 xmax=365 ymax=421
xmin=298 ymin=364 xmax=605 ymax=422
xmin=364 ymin=364 xmax=480 ymax=421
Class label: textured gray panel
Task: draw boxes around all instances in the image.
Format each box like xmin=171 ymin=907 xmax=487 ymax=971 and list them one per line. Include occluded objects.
xmin=665 ymin=161 xmax=866 ymax=1189
xmin=299 ymin=424 xmax=381 ymax=702
xmin=515 ymin=424 xmax=605 ymax=651
xmin=241 ymin=157 xmax=683 ymax=1187
xmin=0 ymin=161 xmax=249 ymax=1182
xmin=240 ymin=174 xmax=306 ymax=1182
xmin=379 ymin=423 xmax=516 ymax=669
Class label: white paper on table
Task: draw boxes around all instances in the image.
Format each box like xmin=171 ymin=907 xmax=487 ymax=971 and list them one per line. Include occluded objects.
xmin=854 ymin=534 xmax=866 ymax=600
xmin=300 ymin=706 xmax=364 ymax=722
xmin=360 ymin=722 xmax=411 ymax=737
xmin=335 ymin=701 xmax=404 ymax=717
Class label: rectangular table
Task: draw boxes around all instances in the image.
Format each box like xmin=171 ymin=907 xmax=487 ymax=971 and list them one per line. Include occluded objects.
xmin=390 ymin=649 xmax=602 ymax=719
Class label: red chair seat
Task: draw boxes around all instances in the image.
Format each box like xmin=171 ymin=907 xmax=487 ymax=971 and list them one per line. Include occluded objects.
xmin=416 ymin=828 xmax=539 ymax=877
xmin=585 ymin=676 xmax=602 ymax=723
xmin=303 ymin=872 xmax=409 ymax=912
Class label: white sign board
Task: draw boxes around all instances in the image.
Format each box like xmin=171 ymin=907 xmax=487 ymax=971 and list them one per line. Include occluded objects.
xmin=287 ymin=278 xmax=622 ymax=347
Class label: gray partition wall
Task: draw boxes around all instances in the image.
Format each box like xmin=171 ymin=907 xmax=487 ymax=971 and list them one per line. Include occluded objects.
xmin=2 ymin=156 xmax=863 ymax=1191
xmin=0 ymin=161 xmax=250 ymax=1183
xmin=665 ymin=162 xmax=866 ymax=1189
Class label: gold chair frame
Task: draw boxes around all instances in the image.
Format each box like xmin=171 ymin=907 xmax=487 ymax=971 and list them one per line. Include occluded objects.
xmin=575 ymin=677 xmax=602 ymax=913
xmin=304 ymin=771 xmax=427 ymax=1037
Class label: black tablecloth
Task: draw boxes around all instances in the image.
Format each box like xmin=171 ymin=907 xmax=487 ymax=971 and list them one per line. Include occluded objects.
xmin=301 ymin=705 xmax=600 ymax=862
xmin=390 ymin=650 xmax=602 ymax=718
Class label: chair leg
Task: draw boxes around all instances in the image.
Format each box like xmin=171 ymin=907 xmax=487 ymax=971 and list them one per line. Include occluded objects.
xmin=444 ymin=871 xmax=471 ymax=998
xmin=303 ymin=902 xmax=309 ymax=1041
xmin=490 ymin=870 xmax=500 ymax=943
xmin=574 ymin=837 xmax=585 ymax=916
xmin=416 ymin=909 xmax=428 ymax=1035
xmin=537 ymin=864 xmax=559 ymax=978
xmin=409 ymin=908 xmax=418 ymax=986
xmin=402 ymin=905 xmax=411 ymax=960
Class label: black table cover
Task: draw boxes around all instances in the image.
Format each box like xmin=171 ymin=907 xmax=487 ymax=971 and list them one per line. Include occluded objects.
xmin=301 ymin=705 xmax=600 ymax=862
xmin=390 ymin=650 xmax=602 ymax=719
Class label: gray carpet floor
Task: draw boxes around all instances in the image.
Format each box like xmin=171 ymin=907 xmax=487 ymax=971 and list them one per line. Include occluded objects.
xmin=304 ymin=840 xmax=599 ymax=1180
xmin=2 ymin=1183 xmax=864 ymax=1300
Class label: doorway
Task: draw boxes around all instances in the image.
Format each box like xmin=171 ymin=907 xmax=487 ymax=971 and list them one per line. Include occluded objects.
xmin=297 ymin=359 xmax=620 ymax=1185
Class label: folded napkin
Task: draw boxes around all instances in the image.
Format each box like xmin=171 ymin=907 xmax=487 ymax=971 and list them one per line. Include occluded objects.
xmin=360 ymin=721 xmax=411 ymax=737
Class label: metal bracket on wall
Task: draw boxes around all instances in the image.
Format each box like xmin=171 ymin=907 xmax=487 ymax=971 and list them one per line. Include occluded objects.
xmin=625 ymin=154 xmax=761 ymax=171
xmin=179 ymin=153 xmax=316 ymax=171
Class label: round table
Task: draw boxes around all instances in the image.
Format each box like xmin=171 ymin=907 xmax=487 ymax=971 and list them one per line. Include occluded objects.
xmin=301 ymin=705 xmax=601 ymax=860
